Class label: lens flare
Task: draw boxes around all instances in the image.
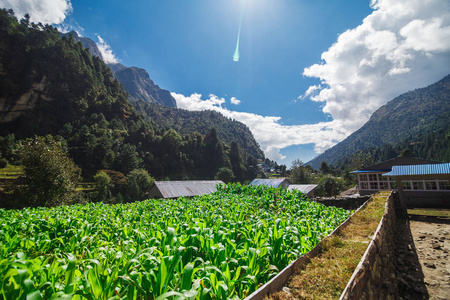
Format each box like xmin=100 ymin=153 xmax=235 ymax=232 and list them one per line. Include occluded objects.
xmin=233 ymin=11 xmax=244 ymax=62
xmin=233 ymin=30 xmax=240 ymax=61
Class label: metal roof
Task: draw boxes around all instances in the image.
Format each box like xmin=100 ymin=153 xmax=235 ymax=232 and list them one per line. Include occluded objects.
xmin=351 ymin=157 xmax=441 ymax=173
xmin=249 ymin=178 xmax=290 ymax=188
xmin=152 ymin=180 xmax=225 ymax=198
xmin=350 ymin=169 xmax=391 ymax=174
xmin=287 ymin=184 xmax=318 ymax=194
xmin=382 ymin=163 xmax=450 ymax=177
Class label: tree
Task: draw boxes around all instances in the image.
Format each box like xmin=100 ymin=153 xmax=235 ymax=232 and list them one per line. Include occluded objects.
xmin=318 ymin=175 xmax=343 ymax=198
xmin=126 ymin=168 xmax=154 ymax=201
xmin=215 ymin=167 xmax=235 ymax=183
xmin=289 ymin=165 xmax=312 ymax=184
xmin=93 ymin=171 xmax=111 ymax=202
xmin=320 ymin=161 xmax=330 ymax=174
xmin=229 ymin=141 xmax=245 ymax=182
xmin=20 ymin=136 xmax=79 ymax=207
xmin=400 ymin=147 xmax=412 ymax=157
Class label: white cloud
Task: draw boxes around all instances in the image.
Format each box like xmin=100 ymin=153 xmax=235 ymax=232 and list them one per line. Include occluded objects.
xmin=302 ymin=0 xmax=450 ymax=137
xmin=96 ymin=35 xmax=119 ymax=64
xmin=172 ymin=93 xmax=348 ymax=161
xmin=174 ymin=0 xmax=450 ymax=162
xmin=230 ymin=97 xmax=241 ymax=105
xmin=0 ymin=0 xmax=72 ymax=24
xmin=299 ymin=84 xmax=321 ymax=100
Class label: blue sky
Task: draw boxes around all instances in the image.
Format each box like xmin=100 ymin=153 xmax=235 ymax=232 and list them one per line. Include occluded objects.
xmin=2 ymin=0 xmax=450 ymax=167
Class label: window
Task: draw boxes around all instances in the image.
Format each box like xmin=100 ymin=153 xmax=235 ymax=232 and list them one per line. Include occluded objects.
xmin=370 ymin=182 xmax=379 ymax=190
xmin=379 ymin=182 xmax=390 ymax=190
xmin=402 ymin=181 xmax=412 ymax=190
xmin=438 ymin=181 xmax=450 ymax=190
xmin=412 ymin=181 xmax=424 ymax=190
xmin=359 ymin=174 xmax=368 ymax=181
xmin=369 ymin=174 xmax=378 ymax=181
xmin=425 ymin=181 xmax=437 ymax=190
xmin=390 ymin=181 xmax=397 ymax=189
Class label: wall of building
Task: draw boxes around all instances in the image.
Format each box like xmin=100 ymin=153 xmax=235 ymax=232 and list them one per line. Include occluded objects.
xmin=340 ymin=192 xmax=398 ymax=300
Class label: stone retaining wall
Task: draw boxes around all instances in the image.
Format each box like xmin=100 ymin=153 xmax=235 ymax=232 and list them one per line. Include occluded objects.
xmin=339 ymin=192 xmax=398 ymax=299
xmin=313 ymin=196 xmax=370 ymax=210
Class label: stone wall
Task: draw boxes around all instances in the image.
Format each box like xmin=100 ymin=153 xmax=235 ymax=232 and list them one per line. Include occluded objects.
xmin=313 ymin=196 xmax=370 ymax=210
xmin=339 ymin=192 xmax=398 ymax=300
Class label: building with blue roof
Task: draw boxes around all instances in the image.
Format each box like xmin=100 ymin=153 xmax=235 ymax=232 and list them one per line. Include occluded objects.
xmin=351 ymin=157 xmax=441 ymax=196
xmin=352 ymin=157 xmax=449 ymax=207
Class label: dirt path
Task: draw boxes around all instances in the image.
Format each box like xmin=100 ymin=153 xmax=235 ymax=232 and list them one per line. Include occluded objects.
xmin=396 ymin=211 xmax=450 ymax=300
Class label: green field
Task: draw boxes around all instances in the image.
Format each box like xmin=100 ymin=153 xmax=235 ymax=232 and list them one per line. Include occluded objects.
xmin=0 ymin=184 xmax=351 ymax=299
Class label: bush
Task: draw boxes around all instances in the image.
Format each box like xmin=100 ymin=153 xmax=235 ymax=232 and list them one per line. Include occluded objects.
xmin=0 ymin=158 xmax=7 ymax=168
xmin=93 ymin=171 xmax=111 ymax=202
xmin=317 ymin=175 xmax=344 ymax=198
xmin=215 ymin=167 xmax=235 ymax=183
xmin=19 ymin=135 xmax=80 ymax=207
xmin=126 ymin=168 xmax=154 ymax=201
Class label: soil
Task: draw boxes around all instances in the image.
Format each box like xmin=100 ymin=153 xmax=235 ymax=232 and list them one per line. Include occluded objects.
xmin=396 ymin=212 xmax=450 ymax=300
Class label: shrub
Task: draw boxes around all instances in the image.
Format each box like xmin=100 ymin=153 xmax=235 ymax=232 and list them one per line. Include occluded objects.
xmin=19 ymin=135 xmax=79 ymax=207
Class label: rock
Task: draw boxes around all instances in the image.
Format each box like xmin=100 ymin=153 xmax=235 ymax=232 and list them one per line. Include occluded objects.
xmin=432 ymin=243 xmax=441 ymax=250
xmin=425 ymin=280 xmax=439 ymax=286
xmin=424 ymin=262 xmax=436 ymax=269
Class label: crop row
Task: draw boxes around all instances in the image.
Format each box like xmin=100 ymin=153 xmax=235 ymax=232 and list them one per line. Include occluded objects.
xmin=0 ymin=184 xmax=352 ymax=299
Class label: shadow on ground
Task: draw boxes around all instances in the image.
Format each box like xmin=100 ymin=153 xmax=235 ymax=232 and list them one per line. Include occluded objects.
xmin=395 ymin=217 xmax=429 ymax=300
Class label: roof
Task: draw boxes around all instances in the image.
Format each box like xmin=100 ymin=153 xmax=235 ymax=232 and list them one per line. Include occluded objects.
xmin=382 ymin=163 xmax=450 ymax=177
xmin=351 ymin=157 xmax=441 ymax=173
xmin=350 ymin=169 xmax=391 ymax=174
xmin=249 ymin=178 xmax=290 ymax=188
xmin=287 ymin=184 xmax=318 ymax=194
xmin=151 ymin=180 xmax=224 ymax=198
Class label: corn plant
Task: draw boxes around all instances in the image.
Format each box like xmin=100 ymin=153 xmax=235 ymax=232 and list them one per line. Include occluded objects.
xmin=0 ymin=183 xmax=351 ymax=299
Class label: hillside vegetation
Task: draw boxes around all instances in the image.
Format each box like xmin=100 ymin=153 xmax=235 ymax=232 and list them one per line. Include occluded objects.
xmin=0 ymin=9 xmax=262 ymax=190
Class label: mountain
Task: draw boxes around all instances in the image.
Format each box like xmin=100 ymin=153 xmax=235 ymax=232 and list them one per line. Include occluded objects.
xmin=0 ymin=9 xmax=262 ymax=181
xmin=108 ymin=63 xmax=177 ymax=107
xmin=63 ymin=31 xmax=177 ymax=108
xmin=308 ymin=74 xmax=450 ymax=169
xmin=64 ymin=31 xmax=103 ymax=58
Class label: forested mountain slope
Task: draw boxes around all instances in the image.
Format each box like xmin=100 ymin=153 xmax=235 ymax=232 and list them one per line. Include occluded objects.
xmin=308 ymin=74 xmax=450 ymax=169
xmin=0 ymin=9 xmax=262 ymax=181
xmin=62 ymin=31 xmax=263 ymax=158
xmin=133 ymin=101 xmax=264 ymax=159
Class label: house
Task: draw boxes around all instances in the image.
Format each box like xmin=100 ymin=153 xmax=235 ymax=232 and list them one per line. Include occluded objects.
xmin=351 ymin=157 xmax=441 ymax=196
xmin=382 ymin=163 xmax=450 ymax=207
xmin=249 ymin=178 xmax=291 ymax=189
xmin=287 ymin=184 xmax=318 ymax=199
xmin=147 ymin=180 xmax=225 ymax=199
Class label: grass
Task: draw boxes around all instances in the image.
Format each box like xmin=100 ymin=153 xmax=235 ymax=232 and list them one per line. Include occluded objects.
xmin=0 ymin=164 xmax=96 ymax=192
xmin=407 ymin=208 xmax=450 ymax=218
xmin=0 ymin=165 xmax=23 ymax=191
xmin=268 ymin=191 xmax=390 ymax=300
xmin=0 ymin=164 xmax=23 ymax=179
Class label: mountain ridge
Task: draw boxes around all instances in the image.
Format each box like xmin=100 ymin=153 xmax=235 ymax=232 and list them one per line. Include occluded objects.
xmin=63 ymin=31 xmax=177 ymax=108
xmin=307 ymin=74 xmax=450 ymax=169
